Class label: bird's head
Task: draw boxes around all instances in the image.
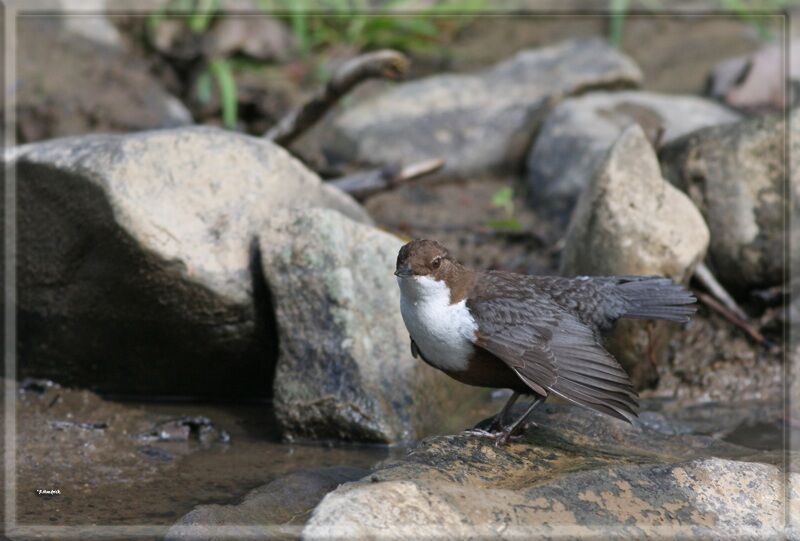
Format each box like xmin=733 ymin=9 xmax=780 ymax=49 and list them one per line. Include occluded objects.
xmin=394 ymin=239 xmax=454 ymax=280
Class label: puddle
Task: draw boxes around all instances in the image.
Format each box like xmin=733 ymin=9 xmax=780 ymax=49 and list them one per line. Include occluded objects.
xmin=15 ymin=397 xmax=397 ymax=530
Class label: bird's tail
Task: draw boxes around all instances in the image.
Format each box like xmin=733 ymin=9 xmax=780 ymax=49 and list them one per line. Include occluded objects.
xmin=616 ymin=276 xmax=697 ymax=323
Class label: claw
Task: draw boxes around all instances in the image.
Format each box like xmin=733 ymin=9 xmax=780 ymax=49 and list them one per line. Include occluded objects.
xmin=463 ymin=428 xmax=501 ymax=438
xmin=463 ymin=427 xmax=526 ymax=446
xmin=464 ymin=420 xmax=538 ymax=446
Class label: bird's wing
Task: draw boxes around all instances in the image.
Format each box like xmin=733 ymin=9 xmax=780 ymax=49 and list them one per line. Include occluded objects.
xmin=466 ymin=275 xmax=639 ymax=423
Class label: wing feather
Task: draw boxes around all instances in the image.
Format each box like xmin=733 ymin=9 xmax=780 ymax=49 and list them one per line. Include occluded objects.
xmin=467 ymin=274 xmax=639 ymax=423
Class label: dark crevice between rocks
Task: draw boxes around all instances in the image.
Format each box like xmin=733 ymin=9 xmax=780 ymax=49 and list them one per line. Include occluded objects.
xmin=248 ymin=235 xmax=280 ymax=427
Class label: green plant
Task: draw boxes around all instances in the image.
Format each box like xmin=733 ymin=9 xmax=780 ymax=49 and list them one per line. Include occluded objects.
xmin=607 ymin=0 xmax=790 ymax=46
xmin=208 ymin=59 xmax=238 ymax=129
xmin=608 ymin=0 xmax=629 ymax=47
xmin=485 ymin=187 xmax=523 ymax=231
xmin=147 ymin=0 xmax=240 ymax=129
xmin=147 ymin=0 xmax=485 ymax=129
xmin=717 ymin=0 xmax=789 ymax=41
xmin=258 ymin=0 xmax=484 ymax=56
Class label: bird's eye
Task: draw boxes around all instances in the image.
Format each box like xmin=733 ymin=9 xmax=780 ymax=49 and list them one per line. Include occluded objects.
xmin=431 ymin=256 xmax=442 ymax=269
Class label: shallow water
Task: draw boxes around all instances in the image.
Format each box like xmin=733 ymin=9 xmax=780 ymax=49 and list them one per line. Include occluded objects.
xmin=15 ymin=399 xmax=398 ymax=531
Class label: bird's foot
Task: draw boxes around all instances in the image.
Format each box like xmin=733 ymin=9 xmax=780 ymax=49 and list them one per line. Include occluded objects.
xmin=464 ymin=421 xmax=539 ymax=447
xmin=463 ymin=428 xmax=504 ymax=438
xmin=493 ymin=421 xmax=538 ymax=446
xmin=463 ymin=424 xmax=536 ymax=446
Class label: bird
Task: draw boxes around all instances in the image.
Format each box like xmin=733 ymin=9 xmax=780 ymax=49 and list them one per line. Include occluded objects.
xmin=394 ymin=239 xmax=696 ymax=445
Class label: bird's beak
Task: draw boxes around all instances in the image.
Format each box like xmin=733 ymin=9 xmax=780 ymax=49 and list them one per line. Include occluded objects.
xmin=394 ymin=265 xmax=413 ymax=278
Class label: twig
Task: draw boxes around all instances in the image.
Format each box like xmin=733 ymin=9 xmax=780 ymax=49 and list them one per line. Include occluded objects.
xmin=693 ymin=262 xmax=748 ymax=320
xmin=328 ymin=158 xmax=444 ymax=200
xmin=266 ymin=50 xmax=410 ymax=147
xmin=694 ymin=290 xmax=768 ymax=345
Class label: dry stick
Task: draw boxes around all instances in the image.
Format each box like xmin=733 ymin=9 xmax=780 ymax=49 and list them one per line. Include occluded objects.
xmin=329 ymin=158 xmax=445 ymax=200
xmin=694 ymin=290 xmax=767 ymax=345
xmin=265 ymin=50 xmax=410 ymax=147
xmin=693 ymin=262 xmax=749 ymax=321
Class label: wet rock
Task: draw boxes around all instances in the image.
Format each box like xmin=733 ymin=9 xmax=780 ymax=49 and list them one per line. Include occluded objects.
xmin=560 ymin=125 xmax=709 ymax=388
xmin=137 ymin=445 xmax=175 ymax=462
xmin=320 ymin=38 xmax=641 ymax=179
xmin=167 ymin=466 xmax=367 ymax=541
xmin=707 ymin=39 xmax=800 ymax=112
xmin=15 ymin=17 xmax=191 ymax=143
xmin=660 ymin=111 xmax=794 ymax=290
xmin=304 ymin=404 xmax=794 ymax=539
xmin=19 ymin=377 xmax=56 ymax=395
xmin=262 ymin=208 xmax=486 ymax=443
xmin=50 ymin=420 xmax=108 ymax=431
xmin=7 ymin=126 xmax=369 ymax=398
xmin=525 ymin=91 xmax=740 ymax=224
xmin=135 ymin=416 xmax=230 ymax=444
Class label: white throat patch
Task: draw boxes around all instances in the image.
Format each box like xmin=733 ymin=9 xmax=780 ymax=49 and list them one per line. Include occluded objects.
xmin=397 ymin=275 xmax=477 ymax=372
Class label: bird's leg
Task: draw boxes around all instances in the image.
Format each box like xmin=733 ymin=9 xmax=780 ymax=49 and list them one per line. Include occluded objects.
xmin=494 ymin=396 xmax=544 ymax=446
xmin=487 ymin=391 xmax=520 ymax=432
xmin=464 ymin=391 xmax=520 ymax=438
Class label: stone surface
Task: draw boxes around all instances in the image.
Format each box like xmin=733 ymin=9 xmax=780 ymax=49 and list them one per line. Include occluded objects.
xmin=560 ymin=125 xmax=709 ymax=388
xmin=15 ymin=17 xmax=191 ymax=143
xmin=262 ymin=208 xmax=487 ymax=443
xmin=525 ymin=91 xmax=741 ymax=223
xmin=58 ymin=0 xmax=124 ymax=48
xmin=707 ymin=39 xmax=800 ymax=112
xmin=660 ymin=111 xmax=794 ymax=290
xmin=304 ymin=403 xmax=794 ymax=540
xmin=320 ymin=38 xmax=642 ymax=179
xmin=166 ymin=466 xmax=367 ymax=541
xmin=7 ymin=126 xmax=369 ymax=398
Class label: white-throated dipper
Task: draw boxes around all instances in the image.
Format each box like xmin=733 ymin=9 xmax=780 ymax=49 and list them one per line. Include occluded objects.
xmin=395 ymin=239 xmax=696 ymax=445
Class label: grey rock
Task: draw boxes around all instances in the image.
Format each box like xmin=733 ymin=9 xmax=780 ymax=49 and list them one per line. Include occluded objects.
xmin=59 ymin=0 xmax=124 ymax=48
xmin=660 ymin=111 xmax=794 ymax=290
xmin=209 ymin=16 xmax=295 ymax=62
xmin=304 ymin=404 xmax=794 ymax=540
xmin=525 ymin=91 xmax=741 ymax=223
xmin=560 ymin=125 xmax=709 ymax=387
xmin=707 ymin=40 xmax=800 ymax=112
xmin=262 ymin=208 xmax=486 ymax=443
xmin=320 ymin=38 xmax=642 ymax=179
xmin=15 ymin=17 xmax=192 ymax=143
xmin=8 ymin=126 xmax=369 ymax=397
xmin=167 ymin=466 xmax=367 ymax=541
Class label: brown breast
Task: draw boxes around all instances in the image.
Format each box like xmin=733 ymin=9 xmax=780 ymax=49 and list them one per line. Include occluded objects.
xmin=442 ymin=347 xmax=532 ymax=394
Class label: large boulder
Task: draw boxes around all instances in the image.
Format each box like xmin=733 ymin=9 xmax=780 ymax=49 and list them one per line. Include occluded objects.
xmin=560 ymin=125 xmax=709 ymax=388
xmin=660 ymin=111 xmax=795 ymax=291
xmin=304 ymin=404 xmax=795 ymax=539
xmin=15 ymin=17 xmax=191 ymax=143
xmin=319 ymin=38 xmax=642 ymax=179
xmin=262 ymin=208 xmax=487 ymax=443
xmin=7 ymin=126 xmax=369 ymax=398
xmin=525 ymin=91 xmax=740 ymax=224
